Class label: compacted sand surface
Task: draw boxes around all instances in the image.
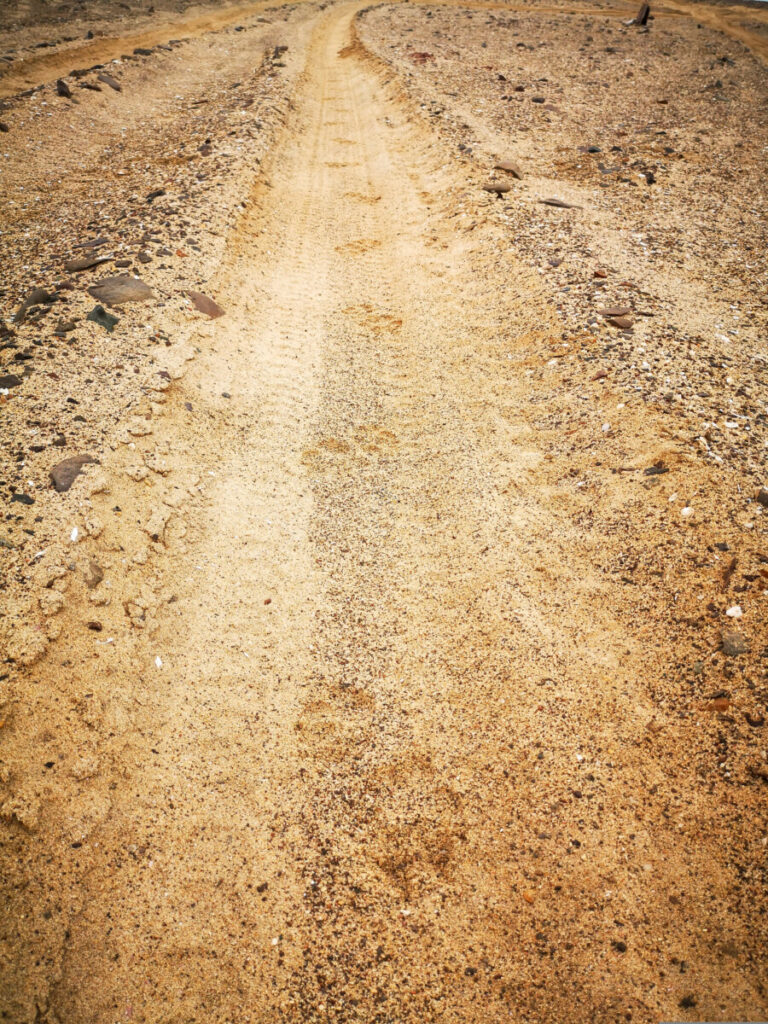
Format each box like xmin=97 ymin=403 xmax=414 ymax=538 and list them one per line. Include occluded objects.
xmin=0 ymin=0 xmax=767 ymax=1021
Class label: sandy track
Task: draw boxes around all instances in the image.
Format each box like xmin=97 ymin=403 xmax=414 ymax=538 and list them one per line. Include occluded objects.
xmin=2 ymin=1 xmax=767 ymax=1021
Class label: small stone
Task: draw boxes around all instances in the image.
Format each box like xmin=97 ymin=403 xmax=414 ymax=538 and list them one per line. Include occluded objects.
xmin=0 ymin=374 xmax=23 ymax=389
xmin=86 ymin=305 xmax=119 ymax=331
xmin=608 ymin=316 xmax=633 ymax=330
xmin=539 ymin=198 xmax=581 ymax=209
xmin=50 ymin=454 xmax=98 ymax=492
xmin=88 ymin=275 xmax=153 ymax=306
xmin=721 ymin=629 xmax=748 ymax=656
xmin=65 ymin=254 xmax=111 ymax=272
xmin=97 ymin=72 xmax=121 ymax=91
xmin=186 ymin=290 xmax=224 ymax=318
xmin=84 ymin=559 xmax=104 ymax=589
xmin=599 ymin=306 xmax=632 ymax=317
xmin=756 ymin=486 xmax=768 ymax=508
xmin=56 ymin=79 xmax=72 ymax=98
xmin=483 ymin=181 xmax=512 ymax=194
xmin=493 ymin=160 xmax=523 ymax=179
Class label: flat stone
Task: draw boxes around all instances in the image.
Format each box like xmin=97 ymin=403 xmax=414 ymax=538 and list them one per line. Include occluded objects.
xmin=494 ymin=160 xmax=523 ymax=179
xmin=0 ymin=373 xmax=23 ymax=389
xmin=721 ymin=629 xmax=749 ymax=657
xmin=599 ymin=306 xmax=632 ymax=317
xmin=483 ymin=181 xmax=512 ymax=194
xmin=97 ymin=72 xmax=121 ymax=91
xmin=86 ymin=305 xmax=119 ymax=331
xmin=88 ymin=275 xmax=153 ymax=306
xmin=65 ymin=254 xmax=112 ymax=272
xmin=50 ymin=454 xmax=99 ymax=493
xmin=608 ymin=316 xmax=634 ymax=330
xmin=186 ymin=290 xmax=224 ymax=318
xmin=539 ymin=198 xmax=581 ymax=209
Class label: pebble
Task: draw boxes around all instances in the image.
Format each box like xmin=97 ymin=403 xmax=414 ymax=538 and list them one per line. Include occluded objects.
xmin=493 ymin=160 xmax=523 ymax=179
xmin=50 ymin=454 xmax=98 ymax=492
xmin=97 ymin=72 xmax=122 ymax=92
xmin=56 ymin=79 xmax=72 ymax=98
xmin=186 ymin=290 xmax=225 ymax=318
xmin=483 ymin=181 xmax=512 ymax=195
xmin=757 ymin=486 xmax=768 ymax=508
xmin=539 ymin=198 xmax=581 ymax=209
xmin=88 ymin=275 xmax=154 ymax=305
xmin=65 ymin=254 xmax=112 ymax=272
xmin=86 ymin=305 xmax=119 ymax=332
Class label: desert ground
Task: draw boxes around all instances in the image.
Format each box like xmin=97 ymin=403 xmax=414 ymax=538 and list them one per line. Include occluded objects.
xmin=0 ymin=0 xmax=767 ymax=1020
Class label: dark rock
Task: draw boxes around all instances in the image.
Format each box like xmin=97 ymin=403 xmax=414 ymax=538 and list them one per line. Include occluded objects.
xmin=531 ymin=96 xmax=545 ymax=103
xmin=756 ymin=486 xmax=768 ymax=508
xmin=186 ymin=290 xmax=224 ymax=318
xmin=634 ymin=2 xmax=650 ymax=26
xmin=53 ymin=320 xmax=77 ymax=335
xmin=745 ymin=712 xmax=765 ymax=728
xmin=721 ymin=629 xmax=749 ymax=657
xmin=137 ymin=250 xmax=152 ymax=264
xmin=97 ymin=72 xmax=121 ymax=91
xmin=56 ymin=78 xmax=72 ymax=98
xmin=10 ymin=493 xmax=34 ymax=505
xmin=133 ymin=47 xmax=153 ymax=56
xmin=644 ymin=462 xmax=668 ymax=476
xmin=146 ymin=188 xmax=166 ymax=203
xmin=88 ymin=275 xmax=153 ymax=306
xmin=0 ymin=374 xmax=23 ymax=389
xmin=65 ymin=254 xmax=111 ymax=272
xmin=0 ymin=122 xmax=9 ymax=133
xmin=86 ymin=305 xmax=119 ymax=332
xmin=50 ymin=454 xmax=98 ymax=492
xmin=539 ymin=198 xmax=581 ymax=209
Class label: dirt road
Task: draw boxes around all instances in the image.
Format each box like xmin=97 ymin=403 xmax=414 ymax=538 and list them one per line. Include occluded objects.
xmin=1 ymin=0 xmax=767 ymax=1021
